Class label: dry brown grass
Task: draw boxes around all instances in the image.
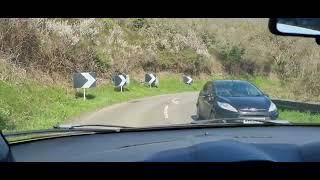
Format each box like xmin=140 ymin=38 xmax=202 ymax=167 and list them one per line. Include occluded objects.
xmin=1 ymin=18 xmax=320 ymax=100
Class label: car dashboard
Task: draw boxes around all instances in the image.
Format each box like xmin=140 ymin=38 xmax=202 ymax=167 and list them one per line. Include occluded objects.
xmin=9 ymin=126 xmax=320 ymax=162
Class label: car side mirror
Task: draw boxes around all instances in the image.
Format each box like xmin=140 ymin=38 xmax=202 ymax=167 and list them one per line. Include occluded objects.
xmin=208 ymin=96 xmax=215 ymax=102
xmin=204 ymin=94 xmax=215 ymax=102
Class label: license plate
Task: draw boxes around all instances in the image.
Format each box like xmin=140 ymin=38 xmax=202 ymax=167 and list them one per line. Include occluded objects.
xmin=243 ymin=120 xmax=265 ymax=124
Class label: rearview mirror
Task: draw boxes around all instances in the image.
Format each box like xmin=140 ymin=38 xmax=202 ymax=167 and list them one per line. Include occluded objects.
xmin=269 ymin=18 xmax=320 ymax=44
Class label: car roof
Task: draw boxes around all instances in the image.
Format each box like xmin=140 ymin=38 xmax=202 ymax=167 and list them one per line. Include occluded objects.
xmin=212 ymin=80 xmax=250 ymax=84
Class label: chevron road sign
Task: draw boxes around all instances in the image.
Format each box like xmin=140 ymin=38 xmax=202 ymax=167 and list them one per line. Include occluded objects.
xmin=73 ymin=72 xmax=96 ymax=88
xmin=73 ymin=72 xmax=96 ymax=100
xmin=182 ymin=75 xmax=193 ymax=85
xmin=145 ymin=73 xmax=159 ymax=87
xmin=113 ymin=74 xmax=129 ymax=92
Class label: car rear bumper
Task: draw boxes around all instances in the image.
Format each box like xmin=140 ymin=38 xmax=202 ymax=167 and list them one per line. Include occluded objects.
xmin=214 ymin=108 xmax=279 ymax=120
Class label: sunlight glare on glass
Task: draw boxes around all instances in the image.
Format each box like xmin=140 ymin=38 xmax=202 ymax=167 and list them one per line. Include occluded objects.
xmin=277 ymin=23 xmax=320 ymax=35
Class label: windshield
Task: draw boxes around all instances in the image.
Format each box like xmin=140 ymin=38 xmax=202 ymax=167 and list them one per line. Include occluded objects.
xmin=215 ymin=81 xmax=263 ymax=97
xmin=1 ymin=18 xmax=320 ymax=140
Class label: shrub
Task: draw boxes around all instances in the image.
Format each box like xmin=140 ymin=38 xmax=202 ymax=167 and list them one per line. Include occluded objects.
xmin=129 ymin=18 xmax=149 ymax=31
xmin=220 ymin=45 xmax=245 ymax=75
xmin=1 ymin=18 xmax=320 ymax=101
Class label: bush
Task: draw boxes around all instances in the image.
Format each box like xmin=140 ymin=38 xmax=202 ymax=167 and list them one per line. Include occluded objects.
xmin=1 ymin=18 xmax=320 ymax=102
xmin=101 ymin=18 xmax=116 ymax=31
xmin=141 ymin=48 xmax=214 ymax=76
xmin=220 ymin=45 xmax=245 ymax=75
xmin=130 ymin=18 xmax=149 ymax=31
xmin=200 ymin=30 xmax=216 ymax=48
xmin=0 ymin=19 xmax=103 ymax=81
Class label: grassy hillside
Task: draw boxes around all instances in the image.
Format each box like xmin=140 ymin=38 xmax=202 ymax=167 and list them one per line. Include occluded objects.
xmin=1 ymin=18 xmax=320 ymax=101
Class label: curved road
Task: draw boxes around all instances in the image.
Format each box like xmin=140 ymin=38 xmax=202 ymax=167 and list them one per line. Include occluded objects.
xmin=69 ymin=92 xmax=199 ymax=127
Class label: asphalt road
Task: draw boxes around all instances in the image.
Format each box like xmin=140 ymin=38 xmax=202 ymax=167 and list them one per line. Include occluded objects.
xmin=69 ymin=92 xmax=199 ymax=127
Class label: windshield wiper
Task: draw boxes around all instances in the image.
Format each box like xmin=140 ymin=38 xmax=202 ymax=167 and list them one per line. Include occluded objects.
xmin=54 ymin=124 xmax=133 ymax=132
xmin=5 ymin=124 xmax=131 ymax=138
xmin=191 ymin=118 xmax=291 ymax=125
xmin=4 ymin=124 xmax=133 ymax=143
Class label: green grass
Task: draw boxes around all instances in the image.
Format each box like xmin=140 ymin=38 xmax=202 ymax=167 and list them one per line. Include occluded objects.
xmin=248 ymin=76 xmax=295 ymax=99
xmin=279 ymin=109 xmax=320 ymax=123
xmin=1 ymin=75 xmax=320 ymax=133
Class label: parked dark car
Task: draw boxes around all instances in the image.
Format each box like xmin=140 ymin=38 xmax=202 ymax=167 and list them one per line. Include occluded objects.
xmin=196 ymin=80 xmax=279 ymax=120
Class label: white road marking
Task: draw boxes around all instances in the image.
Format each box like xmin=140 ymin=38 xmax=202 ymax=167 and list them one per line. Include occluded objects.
xmin=171 ymin=98 xmax=180 ymax=104
xmin=164 ymin=105 xmax=169 ymax=119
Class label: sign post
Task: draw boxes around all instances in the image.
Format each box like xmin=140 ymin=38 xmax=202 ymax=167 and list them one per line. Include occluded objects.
xmin=83 ymin=88 xmax=86 ymax=101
